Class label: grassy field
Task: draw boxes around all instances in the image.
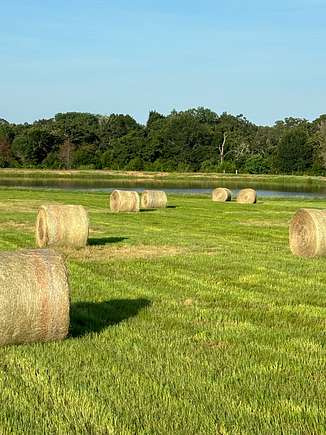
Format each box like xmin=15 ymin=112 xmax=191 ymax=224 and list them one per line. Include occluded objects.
xmin=0 ymin=168 xmax=325 ymax=189
xmin=0 ymin=188 xmax=325 ymax=434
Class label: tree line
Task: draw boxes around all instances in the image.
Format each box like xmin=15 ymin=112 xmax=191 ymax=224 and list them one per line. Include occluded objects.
xmin=0 ymin=108 xmax=325 ymax=174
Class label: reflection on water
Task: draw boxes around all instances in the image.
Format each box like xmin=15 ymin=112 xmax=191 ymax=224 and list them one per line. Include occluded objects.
xmin=0 ymin=177 xmax=325 ymax=199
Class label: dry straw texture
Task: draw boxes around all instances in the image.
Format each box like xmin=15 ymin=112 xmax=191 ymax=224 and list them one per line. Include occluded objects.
xmin=289 ymin=208 xmax=326 ymax=257
xmin=141 ymin=190 xmax=167 ymax=209
xmin=212 ymin=187 xmax=232 ymax=202
xmin=236 ymin=188 xmax=257 ymax=204
xmin=36 ymin=204 xmax=89 ymax=248
xmin=0 ymin=249 xmax=70 ymax=346
xmin=110 ymin=190 xmax=140 ymax=212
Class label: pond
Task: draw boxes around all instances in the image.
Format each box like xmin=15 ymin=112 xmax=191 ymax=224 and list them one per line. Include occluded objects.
xmin=0 ymin=177 xmax=325 ymax=199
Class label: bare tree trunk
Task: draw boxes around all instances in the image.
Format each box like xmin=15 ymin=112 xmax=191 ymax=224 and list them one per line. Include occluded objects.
xmin=59 ymin=139 xmax=74 ymax=169
xmin=219 ymin=132 xmax=227 ymax=164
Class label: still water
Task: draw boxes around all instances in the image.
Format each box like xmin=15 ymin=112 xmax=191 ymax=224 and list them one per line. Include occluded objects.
xmin=0 ymin=178 xmax=325 ymax=199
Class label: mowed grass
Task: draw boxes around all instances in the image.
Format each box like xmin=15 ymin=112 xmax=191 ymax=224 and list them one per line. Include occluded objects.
xmin=0 ymin=188 xmax=325 ymax=434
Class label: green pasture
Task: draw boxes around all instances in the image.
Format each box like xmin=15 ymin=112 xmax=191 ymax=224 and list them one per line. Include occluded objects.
xmin=0 ymin=188 xmax=325 ymax=434
xmin=0 ymin=168 xmax=325 ymax=189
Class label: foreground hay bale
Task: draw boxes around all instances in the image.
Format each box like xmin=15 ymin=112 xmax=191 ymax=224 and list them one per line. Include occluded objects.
xmin=212 ymin=187 xmax=232 ymax=202
xmin=141 ymin=190 xmax=167 ymax=209
xmin=36 ymin=204 xmax=89 ymax=248
xmin=236 ymin=188 xmax=257 ymax=204
xmin=0 ymin=249 xmax=70 ymax=346
xmin=289 ymin=208 xmax=326 ymax=257
xmin=110 ymin=190 xmax=140 ymax=212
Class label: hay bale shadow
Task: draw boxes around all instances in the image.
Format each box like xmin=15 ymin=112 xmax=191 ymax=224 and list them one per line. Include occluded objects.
xmin=140 ymin=206 xmax=176 ymax=212
xmin=70 ymin=298 xmax=151 ymax=338
xmin=88 ymin=236 xmax=128 ymax=246
xmin=140 ymin=209 xmax=156 ymax=212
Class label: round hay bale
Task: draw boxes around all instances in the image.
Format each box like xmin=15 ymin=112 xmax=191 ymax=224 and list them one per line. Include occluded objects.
xmin=141 ymin=190 xmax=167 ymax=209
xmin=110 ymin=190 xmax=140 ymax=212
xmin=36 ymin=204 xmax=89 ymax=248
xmin=236 ymin=188 xmax=257 ymax=204
xmin=212 ymin=187 xmax=232 ymax=202
xmin=0 ymin=249 xmax=70 ymax=346
xmin=289 ymin=208 xmax=326 ymax=257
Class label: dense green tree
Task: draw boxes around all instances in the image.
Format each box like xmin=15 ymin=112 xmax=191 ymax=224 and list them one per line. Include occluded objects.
xmin=145 ymin=110 xmax=213 ymax=170
xmin=109 ymin=129 xmax=146 ymax=169
xmin=98 ymin=114 xmax=141 ymax=147
xmin=276 ymin=127 xmax=313 ymax=173
xmin=244 ymin=154 xmax=272 ymax=174
xmin=183 ymin=107 xmax=219 ymax=125
xmin=146 ymin=111 xmax=165 ymax=128
xmin=311 ymin=115 xmax=326 ymax=172
xmin=52 ymin=112 xmax=99 ymax=145
xmin=0 ymin=124 xmax=14 ymax=167
xmin=71 ymin=144 xmax=99 ymax=169
xmin=11 ymin=128 xmax=59 ymax=166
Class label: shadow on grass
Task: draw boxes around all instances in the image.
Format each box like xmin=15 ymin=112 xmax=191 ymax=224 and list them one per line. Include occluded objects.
xmin=88 ymin=236 xmax=128 ymax=246
xmin=70 ymin=298 xmax=151 ymax=338
xmin=140 ymin=206 xmax=176 ymax=212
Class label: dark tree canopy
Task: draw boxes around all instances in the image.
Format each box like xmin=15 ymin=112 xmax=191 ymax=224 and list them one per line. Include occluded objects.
xmin=0 ymin=109 xmax=324 ymax=175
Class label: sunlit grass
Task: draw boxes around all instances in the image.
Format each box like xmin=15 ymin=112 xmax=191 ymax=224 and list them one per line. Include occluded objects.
xmin=0 ymin=188 xmax=325 ymax=434
xmin=0 ymin=168 xmax=325 ymax=188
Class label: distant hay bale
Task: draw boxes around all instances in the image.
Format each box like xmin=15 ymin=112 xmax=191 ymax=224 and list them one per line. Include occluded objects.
xmin=110 ymin=190 xmax=140 ymax=212
xmin=141 ymin=190 xmax=167 ymax=209
xmin=0 ymin=249 xmax=70 ymax=346
xmin=289 ymin=208 xmax=326 ymax=257
xmin=236 ymin=188 xmax=257 ymax=204
xmin=36 ymin=204 xmax=89 ymax=248
xmin=212 ymin=187 xmax=232 ymax=202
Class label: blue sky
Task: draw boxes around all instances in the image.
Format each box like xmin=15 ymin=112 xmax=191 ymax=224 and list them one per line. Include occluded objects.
xmin=1 ymin=0 xmax=325 ymax=125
